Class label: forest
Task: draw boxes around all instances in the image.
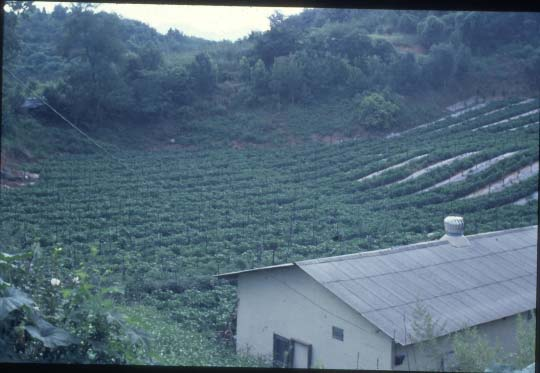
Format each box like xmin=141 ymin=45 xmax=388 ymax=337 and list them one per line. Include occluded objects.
xmin=0 ymin=2 xmax=539 ymax=369
xmin=3 ymin=2 xmax=540 ymax=152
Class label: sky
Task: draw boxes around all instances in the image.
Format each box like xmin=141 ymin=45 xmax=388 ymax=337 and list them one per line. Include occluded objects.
xmin=36 ymin=2 xmax=305 ymax=41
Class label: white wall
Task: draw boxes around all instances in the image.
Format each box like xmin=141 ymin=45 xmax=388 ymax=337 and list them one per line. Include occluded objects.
xmin=394 ymin=311 xmax=534 ymax=371
xmin=235 ymin=266 xmax=393 ymax=370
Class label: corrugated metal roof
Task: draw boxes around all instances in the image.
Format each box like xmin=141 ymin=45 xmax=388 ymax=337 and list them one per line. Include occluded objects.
xmin=296 ymin=225 xmax=537 ymax=345
xmin=216 ymin=262 xmax=294 ymax=278
xmin=217 ymin=225 xmax=537 ymax=345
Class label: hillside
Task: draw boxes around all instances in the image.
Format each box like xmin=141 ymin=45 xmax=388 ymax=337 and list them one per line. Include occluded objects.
xmin=2 ymin=5 xmax=540 ymax=160
xmin=0 ymin=2 xmax=539 ymax=368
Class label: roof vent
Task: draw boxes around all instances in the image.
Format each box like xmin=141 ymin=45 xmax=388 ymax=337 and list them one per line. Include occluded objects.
xmin=441 ymin=216 xmax=470 ymax=247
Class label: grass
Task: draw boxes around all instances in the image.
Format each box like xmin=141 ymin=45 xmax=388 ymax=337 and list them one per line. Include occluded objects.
xmin=368 ymin=32 xmax=424 ymax=54
xmin=118 ymin=303 xmax=270 ymax=367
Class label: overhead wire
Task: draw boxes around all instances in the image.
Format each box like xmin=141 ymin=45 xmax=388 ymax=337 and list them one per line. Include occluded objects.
xmin=266 ymin=272 xmax=387 ymax=348
xmin=2 ymin=66 xmax=137 ymax=174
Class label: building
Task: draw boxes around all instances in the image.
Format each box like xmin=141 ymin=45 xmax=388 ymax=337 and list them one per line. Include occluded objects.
xmin=20 ymin=97 xmax=44 ymax=110
xmin=217 ymin=217 xmax=537 ymax=370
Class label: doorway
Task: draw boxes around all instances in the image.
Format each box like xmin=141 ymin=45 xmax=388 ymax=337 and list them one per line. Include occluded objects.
xmin=291 ymin=338 xmax=312 ymax=368
xmin=273 ymin=333 xmax=290 ymax=367
xmin=273 ymin=334 xmax=312 ymax=368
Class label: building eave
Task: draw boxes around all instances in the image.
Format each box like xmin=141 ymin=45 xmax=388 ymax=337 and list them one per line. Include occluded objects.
xmin=215 ymin=262 xmax=296 ymax=279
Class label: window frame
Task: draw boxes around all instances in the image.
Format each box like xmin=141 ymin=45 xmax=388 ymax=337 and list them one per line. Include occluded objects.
xmin=332 ymin=326 xmax=344 ymax=341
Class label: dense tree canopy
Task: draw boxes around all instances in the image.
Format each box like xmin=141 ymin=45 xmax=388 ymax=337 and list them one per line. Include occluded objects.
xmin=356 ymin=92 xmax=400 ymax=131
xmin=3 ymin=4 xmax=539 ymax=134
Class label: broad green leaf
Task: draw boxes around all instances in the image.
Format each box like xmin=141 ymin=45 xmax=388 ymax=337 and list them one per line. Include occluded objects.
xmin=89 ymin=245 xmax=99 ymax=257
xmin=25 ymin=311 xmax=79 ymax=348
xmin=100 ymin=285 xmax=125 ymax=296
xmin=61 ymin=289 xmax=73 ymax=299
xmin=0 ymin=287 xmax=35 ymax=320
xmin=0 ymin=251 xmax=32 ymax=262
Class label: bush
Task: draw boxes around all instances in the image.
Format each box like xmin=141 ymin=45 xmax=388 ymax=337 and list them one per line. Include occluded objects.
xmin=451 ymin=326 xmax=503 ymax=372
xmin=512 ymin=312 xmax=536 ymax=369
xmin=355 ymin=92 xmax=400 ymax=132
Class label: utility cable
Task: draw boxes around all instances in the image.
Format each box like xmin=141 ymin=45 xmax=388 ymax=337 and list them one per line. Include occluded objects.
xmin=266 ymin=272 xmax=384 ymax=348
xmin=2 ymin=67 xmax=137 ymax=173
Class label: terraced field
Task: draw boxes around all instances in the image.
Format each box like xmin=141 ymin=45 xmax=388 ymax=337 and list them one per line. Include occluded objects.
xmin=0 ymin=97 xmax=538 ymax=364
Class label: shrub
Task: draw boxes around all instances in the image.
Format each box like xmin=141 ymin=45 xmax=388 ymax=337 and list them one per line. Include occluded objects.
xmin=451 ymin=326 xmax=503 ymax=372
xmin=355 ymin=92 xmax=400 ymax=132
xmin=513 ymin=312 xmax=536 ymax=369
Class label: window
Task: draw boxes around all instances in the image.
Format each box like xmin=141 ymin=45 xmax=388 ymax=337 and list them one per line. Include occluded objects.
xmin=273 ymin=334 xmax=291 ymax=368
xmin=394 ymin=354 xmax=405 ymax=366
xmin=332 ymin=326 xmax=344 ymax=341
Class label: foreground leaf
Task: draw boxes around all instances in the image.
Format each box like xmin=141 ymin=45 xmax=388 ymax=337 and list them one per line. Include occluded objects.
xmin=0 ymin=287 xmax=35 ymax=320
xmin=25 ymin=314 xmax=79 ymax=348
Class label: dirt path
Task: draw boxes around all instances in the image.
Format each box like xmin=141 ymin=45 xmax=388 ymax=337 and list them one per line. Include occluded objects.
xmin=387 ymin=97 xmax=531 ymax=139
xmin=416 ymin=151 xmax=520 ymax=193
xmin=449 ymin=102 xmax=488 ymax=118
xmin=507 ymin=121 xmax=539 ymax=132
xmin=356 ymin=154 xmax=428 ymax=183
xmin=395 ymin=151 xmax=479 ymax=185
xmin=386 ymin=118 xmax=446 ymax=138
xmin=513 ymin=191 xmax=539 ymax=206
xmin=462 ymin=161 xmax=539 ymax=199
xmin=446 ymin=98 xmax=535 ymax=130
xmin=0 ymin=169 xmax=40 ymax=189
xmin=472 ymin=109 xmax=540 ymax=132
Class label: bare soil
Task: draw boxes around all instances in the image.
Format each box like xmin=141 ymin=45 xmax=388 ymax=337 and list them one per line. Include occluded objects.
xmin=357 ymin=154 xmax=428 ymax=183
xmin=463 ymin=161 xmax=539 ymax=199
xmin=416 ymin=151 xmax=520 ymax=193
xmin=395 ymin=152 xmax=479 ymax=185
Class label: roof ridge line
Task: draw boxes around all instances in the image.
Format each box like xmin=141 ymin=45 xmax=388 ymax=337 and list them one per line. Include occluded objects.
xmin=467 ymin=225 xmax=538 ymax=240
xmin=298 ymin=225 xmax=537 ymax=265
xmin=298 ymin=240 xmax=448 ymax=265
xmin=217 ymin=225 xmax=538 ymax=277
xmin=318 ymin=243 xmax=533 ymax=284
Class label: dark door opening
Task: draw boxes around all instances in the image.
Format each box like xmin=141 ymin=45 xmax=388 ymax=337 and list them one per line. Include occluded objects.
xmin=273 ymin=333 xmax=291 ymax=368
xmin=273 ymin=334 xmax=312 ymax=368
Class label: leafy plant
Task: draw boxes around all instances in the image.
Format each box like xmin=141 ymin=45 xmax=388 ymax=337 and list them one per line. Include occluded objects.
xmin=409 ymin=301 xmax=448 ymax=371
xmin=451 ymin=326 xmax=503 ymax=372
xmin=512 ymin=312 xmax=536 ymax=369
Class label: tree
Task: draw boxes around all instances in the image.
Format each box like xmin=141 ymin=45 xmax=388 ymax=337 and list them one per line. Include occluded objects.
xmin=409 ymin=301 xmax=448 ymax=371
xmin=269 ymin=10 xmax=285 ymax=29
xmin=525 ymin=50 xmax=540 ymax=91
xmin=188 ymin=53 xmax=215 ymax=96
xmin=371 ymin=39 xmax=397 ymax=64
xmin=422 ymin=43 xmax=457 ymax=89
xmin=160 ymin=65 xmax=195 ymax=109
xmin=418 ymin=15 xmax=447 ymax=48
xmin=512 ymin=312 xmax=536 ymax=369
xmin=2 ymin=1 xmax=36 ymax=64
xmin=51 ymin=4 xmax=68 ymax=20
xmin=299 ymin=51 xmax=348 ymax=95
xmin=269 ymin=54 xmax=304 ymax=105
xmin=345 ymin=64 xmax=368 ymax=93
xmin=57 ymin=6 xmax=129 ymax=125
xmin=454 ymin=45 xmax=472 ymax=78
xmin=398 ymin=13 xmax=418 ymax=34
xmin=305 ymin=22 xmax=373 ymax=61
xmin=253 ymin=12 xmax=297 ymax=66
xmin=137 ymin=42 xmax=163 ymax=71
xmin=355 ymin=92 xmax=400 ymax=132
xmin=451 ymin=326 xmax=503 ymax=372
xmin=390 ymin=52 xmax=422 ymax=94
xmin=250 ymin=59 xmax=269 ymax=97
xmin=239 ymin=56 xmax=251 ymax=81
